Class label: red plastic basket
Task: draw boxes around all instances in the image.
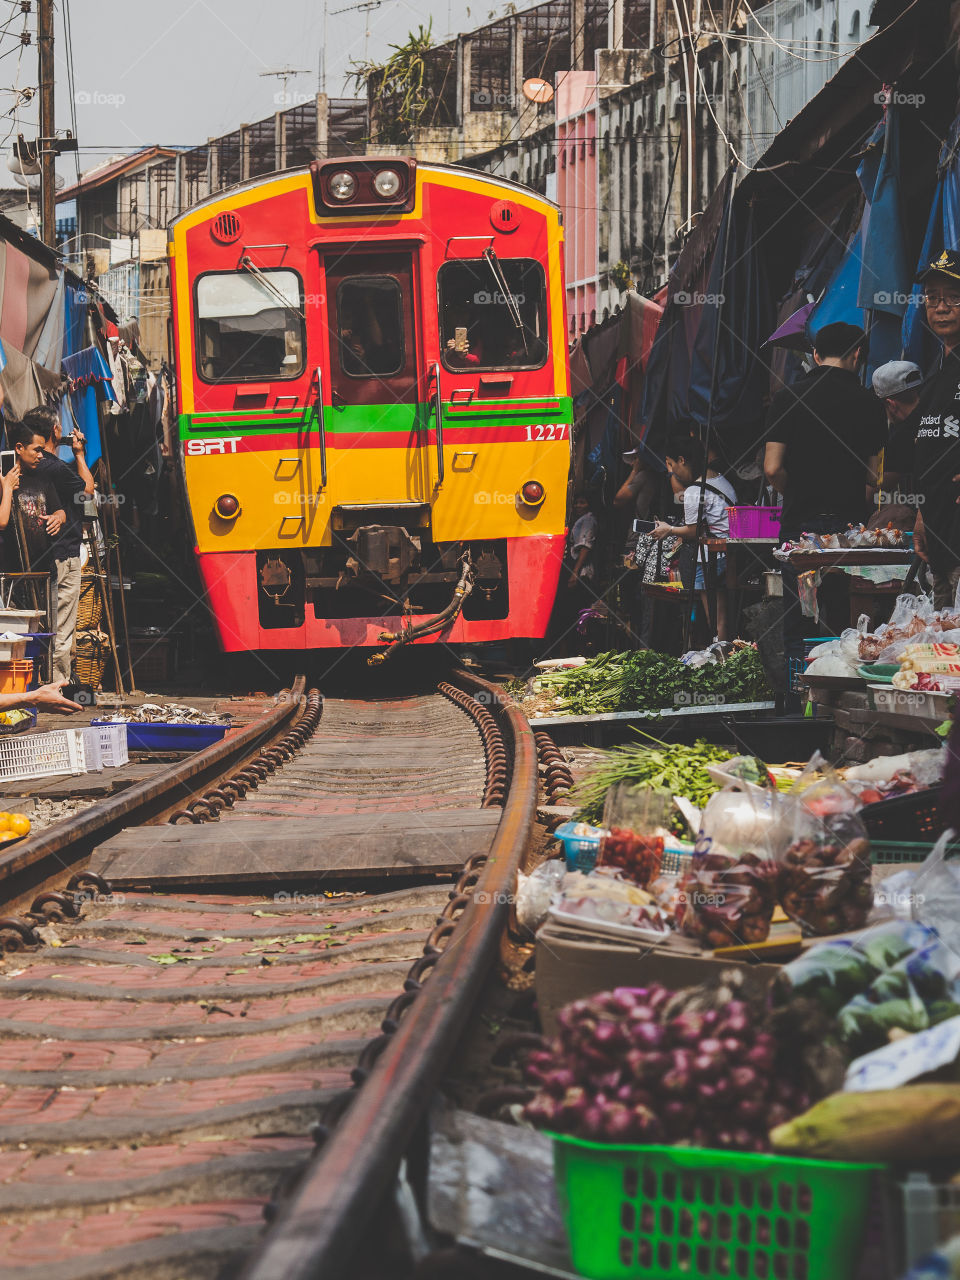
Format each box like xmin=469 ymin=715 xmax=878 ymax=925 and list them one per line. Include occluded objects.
xmin=727 ymin=506 xmax=782 ymax=540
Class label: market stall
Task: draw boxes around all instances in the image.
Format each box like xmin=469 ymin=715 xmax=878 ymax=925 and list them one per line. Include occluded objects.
xmin=463 ymin=668 xmax=960 ymax=1280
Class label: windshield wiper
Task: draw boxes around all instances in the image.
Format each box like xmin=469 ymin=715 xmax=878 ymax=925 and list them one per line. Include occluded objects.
xmin=239 ymin=254 xmax=305 ymax=319
xmin=482 ymin=247 xmax=528 ymax=355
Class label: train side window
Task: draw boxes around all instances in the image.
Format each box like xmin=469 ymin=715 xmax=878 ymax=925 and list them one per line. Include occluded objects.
xmin=438 ymin=259 xmax=547 ymax=373
xmin=195 ymin=269 xmax=304 ymax=382
xmin=336 ymin=277 xmax=404 ymax=378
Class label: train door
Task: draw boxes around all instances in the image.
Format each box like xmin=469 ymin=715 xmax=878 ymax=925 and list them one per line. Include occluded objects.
xmin=319 ymin=251 xmax=429 ymax=505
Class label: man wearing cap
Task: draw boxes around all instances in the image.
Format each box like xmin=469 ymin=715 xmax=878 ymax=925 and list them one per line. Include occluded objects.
xmin=764 ymin=321 xmax=886 ymax=703
xmin=871 ymin=360 xmax=923 ymax=523
xmin=913 ymin=250 xmax=960 ymax=608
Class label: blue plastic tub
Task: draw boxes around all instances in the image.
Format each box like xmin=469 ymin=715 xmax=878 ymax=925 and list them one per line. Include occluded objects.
xmin=91 ymin=720 xmax=229 ymax=752
xmin=24 ymin=632 xmax=52 ymax=661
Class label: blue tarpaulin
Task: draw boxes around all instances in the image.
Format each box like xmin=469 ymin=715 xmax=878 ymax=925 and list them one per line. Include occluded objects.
xmin=62 ymin=345 xmax=114 ymax=468
xmin=903 ymin=115 xmax=960 ymax=370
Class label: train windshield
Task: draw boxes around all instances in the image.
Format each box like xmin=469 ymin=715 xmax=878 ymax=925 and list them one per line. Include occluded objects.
xmin=196 ymin=269 xmax=304 ymax=382
xmin=438 ymin=258 xmax=547 ymax=372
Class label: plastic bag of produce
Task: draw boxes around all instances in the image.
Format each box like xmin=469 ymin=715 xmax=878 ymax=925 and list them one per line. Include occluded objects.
xmin=516 ymin=858 xmax=566 ymax=932
xmin=837 ymin=932 xmax=960 ymax=1054
xmin=598 ymin=784 xmax=668 ymax=886
xmin=679 ymin=791 xmax=779 ymax=947
xmin=777 ymin=767 xmax=873 ymax=935
xmin=770 ymin=920 xmax=931 ymax=1015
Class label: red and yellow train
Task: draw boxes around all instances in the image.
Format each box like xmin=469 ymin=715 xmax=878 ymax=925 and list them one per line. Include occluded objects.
xmin=167 ymin=156 xmax=572 ymax=657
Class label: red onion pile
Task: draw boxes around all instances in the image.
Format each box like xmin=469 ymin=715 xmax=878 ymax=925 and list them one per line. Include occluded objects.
xmin=524 ymin=985 xmax=809 ymax=1152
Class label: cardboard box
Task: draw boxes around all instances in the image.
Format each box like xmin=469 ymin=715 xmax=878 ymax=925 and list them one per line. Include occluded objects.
xmin=535 ymin=921 xmax=783 ymax=1037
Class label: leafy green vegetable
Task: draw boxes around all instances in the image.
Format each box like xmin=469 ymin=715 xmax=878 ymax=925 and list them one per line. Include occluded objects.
xmin=531 ymin=646 xmax=772 ymax=717
xmin=571 ymin=736 xmax=734 ymax=829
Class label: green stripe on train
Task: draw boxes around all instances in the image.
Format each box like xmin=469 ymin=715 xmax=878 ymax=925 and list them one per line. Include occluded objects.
xmin=179 ymin=397 xmax=573 ymax=438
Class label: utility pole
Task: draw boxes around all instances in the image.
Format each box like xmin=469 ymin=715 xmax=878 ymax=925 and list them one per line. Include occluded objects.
xmin=38 ymin=0 xmax=55 ymax=246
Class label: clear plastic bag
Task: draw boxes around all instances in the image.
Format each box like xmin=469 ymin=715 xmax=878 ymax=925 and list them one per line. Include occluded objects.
xmin=837 ymin=932 xmax=960 ymax=1054
xmin=598 ymin=784 xmax=668 ymax=886
xmin=777 ymin=767 xmax=872 ymax=935
xmin=771 ymin=920 xmax=932 ymax=1014
xmin=679 ymin=787 xmax=779 ymax=948
xmin=516 ymin=858 xmax=566 ymax=932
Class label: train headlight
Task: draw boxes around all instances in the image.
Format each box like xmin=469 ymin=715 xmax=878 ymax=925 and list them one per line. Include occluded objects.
xmin=373 ymin=168 xmax=401 ymax=198
xmin=328 ymin=171 xmax=357 ymax=202
xmin=519 ymin=480 xmax=545 ymax=507
xmin=215 ymin=493 xmax=241 ymax=520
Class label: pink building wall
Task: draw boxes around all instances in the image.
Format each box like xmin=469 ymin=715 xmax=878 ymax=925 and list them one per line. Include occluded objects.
xmin=556 ymin=72 xmax=599 ymax=339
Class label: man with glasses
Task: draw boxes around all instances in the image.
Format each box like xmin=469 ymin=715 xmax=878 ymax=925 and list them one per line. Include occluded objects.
xmin=913 ymin=251 xmax=960 ymax=608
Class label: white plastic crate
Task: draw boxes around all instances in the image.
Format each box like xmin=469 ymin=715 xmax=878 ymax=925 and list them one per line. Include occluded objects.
xmin=0 ymin=727 xmax=88 ymax=782
xmin=0 ymin=609 xmax=44 ymax=634
xmin=80 ymin=729 xmax=104 ymax=773
xmin=0 ymin=638 xmax=26 ymax=662
xmin=86 ymin=722 xmax=127 ymax=767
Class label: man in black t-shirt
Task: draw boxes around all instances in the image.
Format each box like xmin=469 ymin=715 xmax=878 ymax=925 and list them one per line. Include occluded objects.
xmin=22 ymin=405 xmax=95 ymax=682
xmin=0 ymin=420 xmax=64 ymax=574
xmin=763 ymin=323 xmax=886 ymax=704
xmin=912 ymin=250 xmax=960 ymax=610
xmin=763 ymin=322 xmax=886 ymax=537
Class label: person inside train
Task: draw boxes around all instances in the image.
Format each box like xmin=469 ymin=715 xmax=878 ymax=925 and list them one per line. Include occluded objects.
xmin=338 ymin=283 xmax=402 ymax=377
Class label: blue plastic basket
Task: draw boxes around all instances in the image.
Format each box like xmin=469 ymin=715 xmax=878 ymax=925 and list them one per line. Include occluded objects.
xmin=91 ymin=720 xmax=229 ymax=752
xmin=23 ymin=632 xmax=52 ymax=661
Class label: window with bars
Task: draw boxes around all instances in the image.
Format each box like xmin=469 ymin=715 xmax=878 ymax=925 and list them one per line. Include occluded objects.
xmin=522 ymin=0 xmax=570 ymax=83
xmin=150 ymin=159 xmax=177 ymax=228
xmin=283 ymin=102 xmax=319 ymax=167
xmin=248 ymin=118 xmax=276 ymax=177
xmin=583 ymin=0 xmax=609 ymax=66
xmin=217 ymin=131 xmax=244 ymax=188
xmin=183 ymin=147 xmax=209 ymax=209
xmin=623 ymin=0 xmax=652 ymax=47
xmin=328 ymin=99 xmax=368 ymax=156
xmin=422 ymin=44 xmax=458 ymax=126
xmin=470 ymin=20 xmax=512 ymax=111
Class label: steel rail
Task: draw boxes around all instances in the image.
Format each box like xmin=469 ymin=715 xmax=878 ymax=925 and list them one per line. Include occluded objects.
xmin=238 ymin=669 xmax=537 ymax=1280
xmin=0 ymin=676 xmax=307 ymax=909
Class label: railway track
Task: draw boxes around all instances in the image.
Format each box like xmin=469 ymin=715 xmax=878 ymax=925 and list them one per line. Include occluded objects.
xmin=0 ymin=670 xmax=540 ymax=1279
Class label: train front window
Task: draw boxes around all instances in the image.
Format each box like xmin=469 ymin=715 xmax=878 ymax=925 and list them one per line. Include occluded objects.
xmin=336 ymin=277 xmax=404 ymax=378
xmin=438 ymin=258 xmax=547 ymax=372
xmin=196 ymin=269 xmax=304 ymax=382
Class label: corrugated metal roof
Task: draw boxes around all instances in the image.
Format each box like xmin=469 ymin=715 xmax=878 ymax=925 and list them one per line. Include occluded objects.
xmin=57 ymin=146 xmax=178 ymax=203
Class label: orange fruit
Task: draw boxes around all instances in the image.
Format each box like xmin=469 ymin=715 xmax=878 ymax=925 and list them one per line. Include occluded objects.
xmin=0 ymin=831 xmax=21 ymax=842
xmin=0 ymin=812 xmax=13 ymax=830
xmin=7 ymin=815 xmax=30 ymax=837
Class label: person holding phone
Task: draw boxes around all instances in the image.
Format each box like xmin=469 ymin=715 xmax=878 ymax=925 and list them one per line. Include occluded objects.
xmin=20 ymin=405 xmax=94 ymax=682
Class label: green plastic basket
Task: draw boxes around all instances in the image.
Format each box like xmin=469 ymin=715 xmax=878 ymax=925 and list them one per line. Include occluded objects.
xmin=871 ymin=840 xmax=960 ymax=864
xmin=550 ymin=1136 xmax=881 ymax=1280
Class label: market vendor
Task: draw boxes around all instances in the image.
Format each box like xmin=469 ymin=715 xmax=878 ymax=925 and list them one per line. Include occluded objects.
xmin=912 ymin=250 xmax=960 ymax=609
xmin=652 ymin=433 xmax=735 ymax=640
xmin=763 ymin=323 xmax=886 ymax=702
xmin=870 ymin=360 xmax=923 ymax=528
xmin=0 ymin=682 xmax=81 ymax=713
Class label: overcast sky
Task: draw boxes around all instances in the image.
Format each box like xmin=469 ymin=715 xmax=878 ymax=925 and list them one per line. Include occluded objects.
xmin=4 ymin=0 xmax=490 ymax=183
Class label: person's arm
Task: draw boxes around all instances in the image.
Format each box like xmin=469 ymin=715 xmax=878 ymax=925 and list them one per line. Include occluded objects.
xmin=70 ymin=430 xmax=95 ymax=496
xmin=0 ymin=464 xmax=19 ymax=530
xmin=614 ymin=460 xmax=644 ymax=509
xmin=568 ymin=544 xmax=591 ymax=587
xmin=45 ymin=506 xmax=67 ymax=536
xmin=764 ymin=441 xmax=788 ymax=493
xmin=0 ymin=682 xmax=81 ymax=713
xmin=653 ymin=519 xmax=697 ymax=541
